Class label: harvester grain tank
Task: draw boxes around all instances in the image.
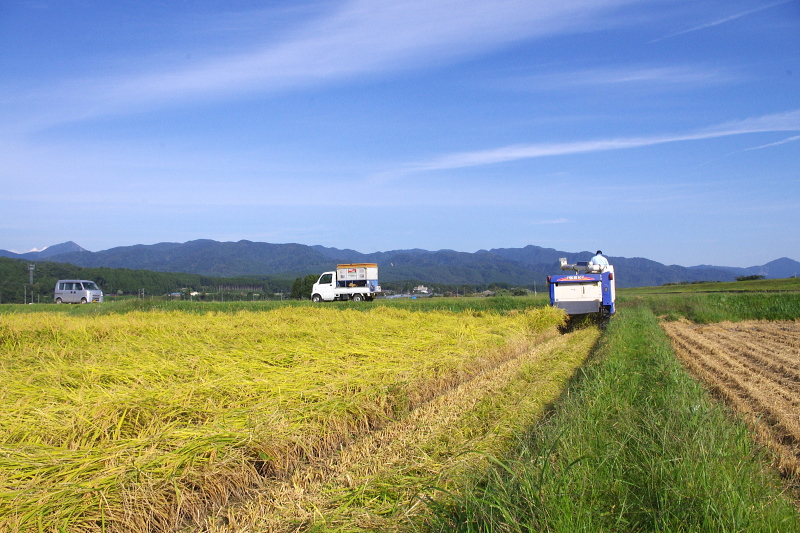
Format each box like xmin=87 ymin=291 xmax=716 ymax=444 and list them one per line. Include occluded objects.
xmin=311 ymin=263 xmax=381 ymax=302
xmin=548 ymin=258 xmax=615 ymax=319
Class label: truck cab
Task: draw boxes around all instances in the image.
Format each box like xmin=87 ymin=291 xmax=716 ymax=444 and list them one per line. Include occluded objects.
xmin=312 ymin=272 xmax=338 ymax=302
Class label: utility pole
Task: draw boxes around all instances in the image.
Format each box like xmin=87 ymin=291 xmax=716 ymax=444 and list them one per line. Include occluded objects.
xmin=28 ymin=264 xmax=35 ymax=304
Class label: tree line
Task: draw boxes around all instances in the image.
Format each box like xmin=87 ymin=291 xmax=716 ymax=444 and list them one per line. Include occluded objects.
xmin=1 ymin=257 xmax=540 ymax=304
xmin=289 ymin=273 xmax=534 ymax=300
xmin=0 ymin=257 xmax=295 ymax=304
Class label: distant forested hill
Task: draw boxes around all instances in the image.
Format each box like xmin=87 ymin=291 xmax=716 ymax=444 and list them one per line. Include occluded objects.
xmin=4 ymin=240 xmax=797 ymax=293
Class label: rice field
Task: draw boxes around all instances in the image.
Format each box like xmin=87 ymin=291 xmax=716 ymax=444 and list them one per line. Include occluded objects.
xmin=0 ymin=304 xmax=575 ymax=532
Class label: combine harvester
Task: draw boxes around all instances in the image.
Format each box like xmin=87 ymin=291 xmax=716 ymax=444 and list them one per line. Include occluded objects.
xmin=548 ymin=257 xmax=616 ymax=328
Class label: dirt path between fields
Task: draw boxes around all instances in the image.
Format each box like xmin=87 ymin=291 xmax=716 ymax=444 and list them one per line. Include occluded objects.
xmin=662 ymin=319 xmax=800 ymax=482
xmin=198 ymin=328 xmax=599 ymax=532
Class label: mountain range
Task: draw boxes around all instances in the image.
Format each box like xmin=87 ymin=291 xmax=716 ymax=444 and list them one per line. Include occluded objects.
xmin=2 ymin=240 xmax=798 ymax=288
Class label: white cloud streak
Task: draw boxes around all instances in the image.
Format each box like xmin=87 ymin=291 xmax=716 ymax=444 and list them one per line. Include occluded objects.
xmin=5 ymin=0 xmax=639 ymax=130
xmin=653 ymin=0 xmax=794 ymax=41
xmin=529 ymin=218 xmax=569 ymax=225
xmin=745 ymin=134 xmax=800 ymax=151
xmin=408 ymin=110 xmax=800 ymax=171
xmin=506 ymin=65 xmax=735 ymax=91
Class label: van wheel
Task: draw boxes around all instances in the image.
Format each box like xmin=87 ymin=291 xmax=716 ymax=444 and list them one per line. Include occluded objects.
xmin=81 ymin=297 xmax=87 ymax=304
xmin=55 ymin=298 xmax=62 ymax=304
xmin=312 ymin=294 xmax=322 ymax=303
xmin=352 ymin=294 xmax=364 ymax=302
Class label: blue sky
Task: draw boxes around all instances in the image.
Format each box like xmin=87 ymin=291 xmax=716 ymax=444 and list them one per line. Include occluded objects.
xmin=1 ymin=0 xmax=798 ymax=268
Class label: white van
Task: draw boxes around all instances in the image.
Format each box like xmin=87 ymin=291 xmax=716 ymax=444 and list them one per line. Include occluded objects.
xmin=54 ymin=280 xmax=104 ymax=304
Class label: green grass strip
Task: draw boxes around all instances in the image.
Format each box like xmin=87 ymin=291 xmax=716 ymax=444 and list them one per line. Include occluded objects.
xmin=619 ymin=276 xmax=800 ymax=295
xmin=424 ymin=303 xmax=800 ymax=532
xmin=624 ymin=292 xmax=800 ymax=323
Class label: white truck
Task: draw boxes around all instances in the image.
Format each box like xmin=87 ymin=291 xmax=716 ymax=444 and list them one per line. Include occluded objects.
xmin=311 ymin=263 xmax=381 ymax=302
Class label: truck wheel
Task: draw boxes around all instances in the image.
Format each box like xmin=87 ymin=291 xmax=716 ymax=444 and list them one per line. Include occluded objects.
xmin=311 ymin=294 xmax=322 ymax=303
xmin=352 ymin=294 xmax=364 ymax=302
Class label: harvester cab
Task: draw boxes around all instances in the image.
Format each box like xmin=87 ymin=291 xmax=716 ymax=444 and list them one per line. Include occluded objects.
xmin=549 ymin=257 xmax=616 ymax=322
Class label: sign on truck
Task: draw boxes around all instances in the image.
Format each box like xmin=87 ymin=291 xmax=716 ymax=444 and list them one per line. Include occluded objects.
xmin=311 ymin=263 xmax=381 ymax=302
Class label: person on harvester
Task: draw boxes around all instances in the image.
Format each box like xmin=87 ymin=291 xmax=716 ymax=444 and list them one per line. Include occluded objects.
xmin=589 ymin=250 xmax=609 ymax=267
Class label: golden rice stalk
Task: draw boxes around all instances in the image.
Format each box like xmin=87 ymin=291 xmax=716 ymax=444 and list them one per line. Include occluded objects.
xmin=0 ymin=305 xmax=565 ymax=532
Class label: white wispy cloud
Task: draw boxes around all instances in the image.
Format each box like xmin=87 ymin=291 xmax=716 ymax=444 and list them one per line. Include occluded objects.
xmin=408 ymin=109 xmax=800 ymax=171
xmin=5 ymin=0 xmax=640 ymax=130
xmin=653 ymin=0 xmax=794 ymax=41
xmin=505 ymin=65 xmax=734 ymax=91
xmin=703 ymin=110 xmax=800 ymax=135
xmin=529 ymin=218 xmax=569 ymax=225
xmin=744 ymin=134 xmax=800 ymax=150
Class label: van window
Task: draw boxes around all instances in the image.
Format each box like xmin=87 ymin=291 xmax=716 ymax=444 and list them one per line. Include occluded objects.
xmin=73 ymin=283 xmax=83 ymax=290
xmin=58 ymin=283 xmax=67 ymax=290
xmin=83 ymin=282 xmax=98 ymax=290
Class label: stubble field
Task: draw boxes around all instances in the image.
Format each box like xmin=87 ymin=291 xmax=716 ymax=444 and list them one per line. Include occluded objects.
xmin=663 ymin=319 xmax=800 ymax=481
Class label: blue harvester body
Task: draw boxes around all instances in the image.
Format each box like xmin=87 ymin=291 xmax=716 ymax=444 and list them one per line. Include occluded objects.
xmin=548 ymin=259 xmax=615 ymax=318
